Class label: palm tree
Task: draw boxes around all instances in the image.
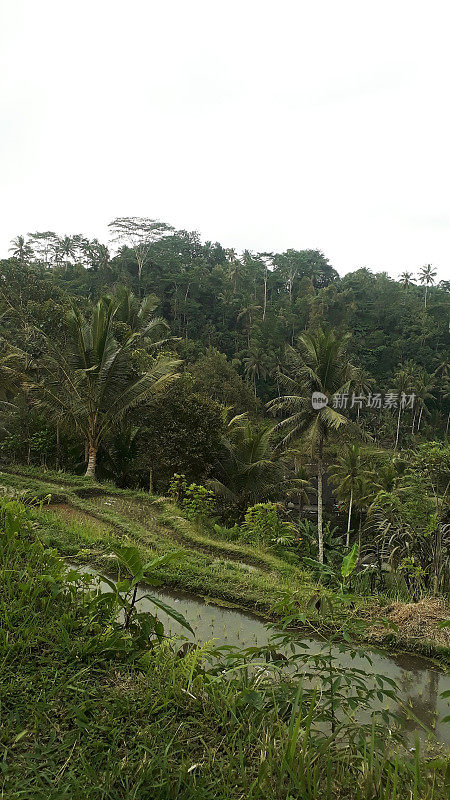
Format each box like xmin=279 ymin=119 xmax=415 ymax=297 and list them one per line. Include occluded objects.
xmin=102 ymin=425 xmax=141 ymax=487
xmin=112 ymin=286 xmax=170 ymax=346
xmin=225 ymin=248 xmax=240 ymax=293
xmin=433 ymin=359 xmax=450 ymax=436
xmin=268 ymin=329 xmax=357 ymax=563
xmin=237 ymin=304 xmax=261 ymax=347
xmin=8 ymin=236 xmax=33 ymax=264
xmin=418 ymin=264 xmax=437 ymax=308
xmin=209 ymin=415 xmax=296 ymax=518
xmin=329 ymin=444 xmax=366 ymax=547
xmin=399 ymin=271 xmax=414 ymax=290
xmin=390 ymin=368 xmax=412 ymax=449
xmin=55 ymin=235 xmax=77 ymax=267
xmin=349 ymin=366 xmax=374 ymax=420
xmin=443 ymin=378 xmax=450 ymax=437
xmin=35 ymin=297 xmax=181 ymax=477
xmin=0 ymin=340 xmax=24 ymax=405
xmin=243 ymin=345 xmax=268 ymax=397
xmin=280 ymin=446 xmax=315 ymax=518
xmin=414 ymin=372 xmax=435 ymax=432
xmin=82 ymin=239 xmax=110 ymax=271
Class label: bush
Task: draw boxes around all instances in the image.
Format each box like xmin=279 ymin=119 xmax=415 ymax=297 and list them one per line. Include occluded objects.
xmin=240 ymin=502 xmax=298 ymax=549
xmin=169 ymin=473 xmax=215 ymax=519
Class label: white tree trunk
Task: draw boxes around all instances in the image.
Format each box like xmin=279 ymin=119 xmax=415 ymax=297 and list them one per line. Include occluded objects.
xmin=417 ymin=406 xmax=423 ymax=430
xmin=395 ymin=405 xmax=402 ymax=449
xmin=85 ymin=445 xmax=97 ymax=478
xmin=263 ymin=269 xmax=267 ymax=322
xmin=346 ymin=487 xmax=353 ymax=549
xmin=317 ymin=453 xmax=324 ymax=563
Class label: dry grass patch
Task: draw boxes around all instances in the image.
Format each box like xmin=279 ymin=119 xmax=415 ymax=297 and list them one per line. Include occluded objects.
xmin=367 ymin=598 xmax=450 ymax=648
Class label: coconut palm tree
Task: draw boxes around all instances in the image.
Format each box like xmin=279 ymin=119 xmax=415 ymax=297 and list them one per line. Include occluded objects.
xmin=418 ymin=264 xmax=437 ymax=308
xmin=414 ymin=372 xmax=435 ymax=432
xmin=225 ymin=248 xmax=240 ymax=293
xmin=243 ymin=345 xmax=268 ymax=397
xmin=433 ymin=359 xmax=450 ymax=436
xmin=329 ymin=444 xmax=367 ymax=547
xmin=280 ymin=446 xmax=315 ymax=519
xmin=390 ymin=368 xmax=412 ymax=449
xmin=55 ymin=235 xmax=77 ymax=267
xmin=209 ymin=415 xmax=296 ymax=518
xmin=111 ymin=286 xmax=171 ymax=348
xmin=268 ymin=329 xmax=357 ymax=562
xmin=35 ymin=296 xmax=181 ymax=477
xmin=8 ymin=236 xmax=33 ymax=264
xmin=399 ymin=271 xmax=414 ymax=290
xmin=349 ymin=366 xmax=374 ymax=420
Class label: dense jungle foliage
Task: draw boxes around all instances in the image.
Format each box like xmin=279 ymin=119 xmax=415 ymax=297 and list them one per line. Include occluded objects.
xmin=0 ymin=220 xmax=449 ymax=799
xmin=0 ymin=219 xmax=449 ymax=596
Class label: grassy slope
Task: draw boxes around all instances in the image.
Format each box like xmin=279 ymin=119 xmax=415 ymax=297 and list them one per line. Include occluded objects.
xmin=0 ymin=465 xmax=448 ymax=657
xmin=3 ymin=513 xmax=446 ymax=800
xmin=0 ymin=465 xmax=320 ymax=614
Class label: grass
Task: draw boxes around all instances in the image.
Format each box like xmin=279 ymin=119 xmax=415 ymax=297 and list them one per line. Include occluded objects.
xmin=0 ymin=464 xmax=449 ymax=659
xmin=0 ymin=497 xmax=447 ymax=800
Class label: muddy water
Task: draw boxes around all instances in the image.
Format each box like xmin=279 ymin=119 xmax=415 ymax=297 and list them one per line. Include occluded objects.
xmin=73 ymin=564 xmax=450 ymax=748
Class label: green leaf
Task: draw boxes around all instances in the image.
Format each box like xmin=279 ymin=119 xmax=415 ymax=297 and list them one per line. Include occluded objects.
xmin=144 ymin=594 xmax=194 ymax=634
xmin=341 ymin=543 xmax=359 ymax=579
xmin=142 ymin=551 xmax=183 ymax=574
xmin=112 ymin=546 xmax=144 ymax=580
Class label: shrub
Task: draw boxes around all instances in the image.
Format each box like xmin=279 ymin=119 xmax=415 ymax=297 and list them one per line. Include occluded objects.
xmin=240 ymin=502 xmax=298 ymax=549
xmin=169 ymin=473 xmax=215 ymax=519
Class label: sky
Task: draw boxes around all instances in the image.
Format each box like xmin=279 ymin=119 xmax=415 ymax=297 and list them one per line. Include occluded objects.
xmin=1 ymin=0 xmax=450 ymax=280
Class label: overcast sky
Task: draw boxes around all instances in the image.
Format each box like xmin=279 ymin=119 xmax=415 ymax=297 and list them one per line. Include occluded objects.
xmin=1 ymin=1 xmax=450 ymax=280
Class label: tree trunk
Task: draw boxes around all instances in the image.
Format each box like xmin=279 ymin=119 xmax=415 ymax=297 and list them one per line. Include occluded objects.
xmin=317 ymin=443 xmax=324 ymax=564
xmin=56 ymin=422 xmax=60 ymax=470
xmin=411 ymin=411 xmax=416 ymax=435
xmin=418 ymin=406 xmax=423 ymax=430
xmin=394 ymin=405 xmax=402 ymax=449
xmin=446 ymin=411 xmax=450 ymax=437
xmin=85 ymin=445 xmax=97 ymax=478
xmin=149 ymin=467 xmax=153 ymax=494
xmin=346 ymin=487 xmax=353 ymax=549
xmin=263 ymin=269 xmax=267 ymax=322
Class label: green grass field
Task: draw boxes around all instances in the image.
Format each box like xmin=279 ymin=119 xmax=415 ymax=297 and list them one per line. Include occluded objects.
xmin=0 ymin=493 xmax=447 ymax=800
xmin=0 ymin=464 xmax=448 ymax=659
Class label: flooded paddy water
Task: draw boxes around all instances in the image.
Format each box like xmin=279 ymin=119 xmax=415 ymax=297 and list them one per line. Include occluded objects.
xmin=72 ymin=563 xmax=450 ymax=749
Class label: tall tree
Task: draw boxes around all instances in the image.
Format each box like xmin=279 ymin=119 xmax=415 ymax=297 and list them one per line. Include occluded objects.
xmin=329 ymin=444 xmax=366 ymax=547
xmin=268 ymin=329 xmax=357 ymax=562
xmin=399 ymin=271 xmax=414 ymax=290
xmin=108 ymin=217 xmax=174 ymax=293
xmin=391 ymin=368 xmax=411 ymax=449
xmin=35 ymin=297 xmax=180 ymax=477
xmin=209 ymin=415 xmax=295 ymax=517
xmin=8 ymin=236 xmax=33 ymax=264
xmin=243 ymin=345 xmax=268 ymax=397
xmin=418 ymin=264 xmax=437 ymax=308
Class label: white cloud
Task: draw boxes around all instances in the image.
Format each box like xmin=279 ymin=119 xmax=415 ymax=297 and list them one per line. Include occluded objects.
xmin=1 ymin=0 xmax=449 ymax=279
